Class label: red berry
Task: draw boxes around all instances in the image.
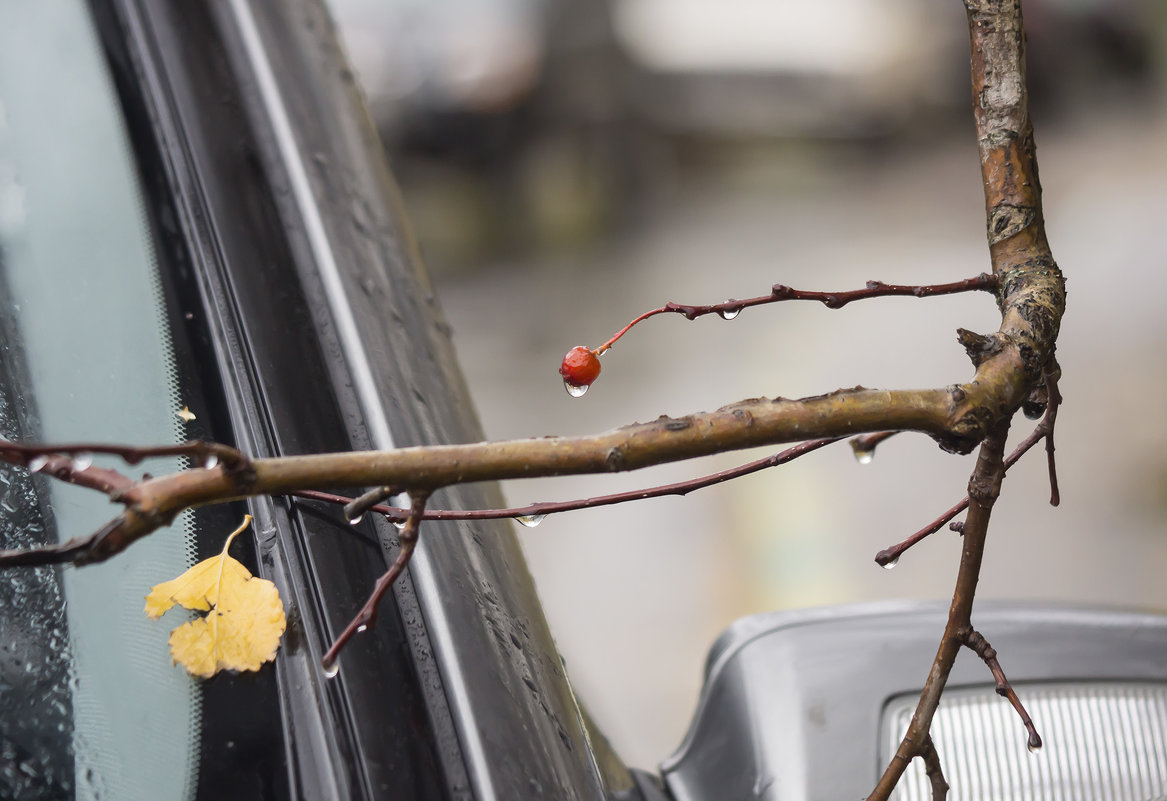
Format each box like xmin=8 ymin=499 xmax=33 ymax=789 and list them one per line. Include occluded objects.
xmin=559 ymin=346 xmax=601 ymax=387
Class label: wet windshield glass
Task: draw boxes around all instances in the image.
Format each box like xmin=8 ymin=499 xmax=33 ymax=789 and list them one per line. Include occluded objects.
xmin=0 ymin=1 xmax=200 ymax=799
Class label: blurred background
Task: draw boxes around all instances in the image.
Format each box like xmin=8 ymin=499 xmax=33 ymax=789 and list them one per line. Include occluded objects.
xmin=327 ymin=0 xmax=1167 ymax=771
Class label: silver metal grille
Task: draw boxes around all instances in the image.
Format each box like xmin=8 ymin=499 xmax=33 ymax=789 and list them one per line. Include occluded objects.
xmin=883 ymin=683 xmax=1167 ymax=801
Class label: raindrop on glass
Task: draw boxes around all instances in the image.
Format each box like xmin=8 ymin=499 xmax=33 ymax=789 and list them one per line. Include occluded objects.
xmin=322 ymin=660 xmax=339 ymax=678
xmin=203 ymin=454 xmax=219 ymax=470
xmin=515 ymin=514 xmax=546 ymax=529
xmin=881 ymin=557 xmax=900 ymax=570
xmin=564 ymin=380 xmax=588 ymax=398
xmin=854 ymin=448 xmax=874 ymax=465
xmin=73 ymin=453 xmax=93 ymax=471
xmin=28 ymin=456 xmax=49 ymax=473
xmin=347 ymin=513 xmax=364 ymax=526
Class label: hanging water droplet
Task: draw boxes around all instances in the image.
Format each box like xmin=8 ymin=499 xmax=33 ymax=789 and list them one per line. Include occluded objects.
xmin=854 ymin=448 xmax=874 ymax=465
xmin=28 ymin=456 xmax=49 ymax=473
xmin=322 ymin=660 xmax=339 ymax=678
xmin=717 ymin=304 xmax=741 ymax=320
xmin=393 ymin=519 xmax=407 ymax=531
xmin=203 ymin=454 xmax=219 ymax=470
xmin=356 ymin=624 xmax=368 ymax=634
xmin=73 ymin=453 xmax=93 ymax=471
xmin=515 ymin=514 xmax=546 ymax=528
xmin=881 ymin=557 xmax=900 ymax=570
xmin=564 ymin=380 xmax=588 ymax=398
xmin=347 ymin=513 xmax=364 ymax=526
xmin=1027 ymin=740 xmax=1042 ymax=754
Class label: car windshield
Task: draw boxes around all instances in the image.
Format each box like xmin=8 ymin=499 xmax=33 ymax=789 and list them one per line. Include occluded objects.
xmin=0 ymin=2 xmax=201 ymax=798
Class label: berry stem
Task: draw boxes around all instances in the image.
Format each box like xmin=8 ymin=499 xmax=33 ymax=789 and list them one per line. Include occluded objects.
xmin=593 ymin=273 xmax=997 ymax=354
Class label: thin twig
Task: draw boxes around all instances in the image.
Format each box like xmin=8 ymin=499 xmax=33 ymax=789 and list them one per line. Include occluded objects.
xmin=875 ymin=366 xmax=1062 ymax=566
xmin=342 ymin=485 xmax=396 ymax=522
xmin=850 ymin=431 xmax=899 ymax=462
xmin=920 ymin=735 xmax=950 ymax=801
xmin=0 ymin=438 xmax=250 ymax=472
xmin=594 ymin=274 xmax=997 ymax=353
xmin=322 ymin=491 xmax=429 ymax=669
xmin=1043 ymin=369 xmax=1062 ymax=507
xmin=875 ymin=497 xmax=971 ymax=567
xmin=868 ymin=421 xmax=1011 ymax=800
xmin=292 ymin=437 xmax=844 ymax=525
xmin=26 ymin=454 xmax=135 ymax=496
xmin=963 ymin=628 xmax=1042 ymax=750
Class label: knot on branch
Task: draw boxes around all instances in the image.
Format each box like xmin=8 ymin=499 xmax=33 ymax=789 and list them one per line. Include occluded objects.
xmin=934 ymin=408 xmax=992 ymax=456
xmin=656 ymin=415 xmax=694 ymax=432
xmin=956 ymin=328 xmax=1003 ymax=368
xmin=999 ymin=257 xmax=1066 ymax=349
xmin=963 ymin=0 xmax=1013 ymax=13
xmin=662 ymin=302 xmax=701 ymax=320
xmin=604 ymin=445 xmax=627 ymax=472
xmin=1022 ymin=381 xmax=1048 ymax=420
xmin=962 ymin=629 xmax=997 ymax=662
xmin=967 ymin=469 xmax=1003 ymax=505
xmin=934 ymin=383 xmax=992 ymax=454
xmin=987 ymin=203 xmax=1037 ymax=245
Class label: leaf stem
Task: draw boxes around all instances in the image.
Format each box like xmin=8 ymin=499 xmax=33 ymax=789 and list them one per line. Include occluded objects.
xmin=210 ymin=515 xmax=253 ymax=658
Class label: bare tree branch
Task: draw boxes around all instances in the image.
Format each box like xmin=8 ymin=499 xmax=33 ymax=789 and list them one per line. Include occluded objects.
xmin=868 ymin=421 xmax=1011 ymax=801
xmin=291 ymin=437 xmax=844 ymax=525
xmin=323 ymin=491 xmax=429 ymax=669
xmin=593 ymin=274 xmax=997 ymax=353
xmin=963 ymin=629 xmax=1042 ymax=750
xmin=920 ymin=735 xmax=950 ymax=801
xmin=875 ymin=366 xmax=1062 ymax=566
xmin=0 ymin=439 xmax=251 ymax=472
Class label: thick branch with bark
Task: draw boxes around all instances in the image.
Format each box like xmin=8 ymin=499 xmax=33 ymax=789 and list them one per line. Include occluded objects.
xmin=868 ymin=2 xmax=1060 ymax=795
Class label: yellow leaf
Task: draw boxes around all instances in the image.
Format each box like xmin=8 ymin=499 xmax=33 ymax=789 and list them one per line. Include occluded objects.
xmin=144 ymin=552 xmax=251 ymax=618
xmin=144 ymin=515 xmax=286 ymax=678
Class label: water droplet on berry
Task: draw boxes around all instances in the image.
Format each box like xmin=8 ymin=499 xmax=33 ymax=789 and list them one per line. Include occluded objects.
xmin=515 ymin=514 xmax=545 ymax=528
xmin=347 ymin=513 xmax=364 ymax=526
xmin=28 ymin=456 xmax=49 ymax=473
xmin=882 ymin=557 xmax=900 ymax=570
xmin=73 ymin=453 xmax=93 ymax=471
xmin=322 ymin=660 xmax=340 ymax=678
xmin=718 ymin=304 xmax=741 ymax=320
xmin=203 ymin=454 xmax=219 ymax=470
xmin=564 ymin=381 xmax=589 ymax=398
xmin=854 ymin=448 xmax=874 ymax=465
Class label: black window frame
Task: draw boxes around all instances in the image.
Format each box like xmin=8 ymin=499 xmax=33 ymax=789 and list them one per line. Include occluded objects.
xmin=87 ymin=0 xmax=631 ymax=799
